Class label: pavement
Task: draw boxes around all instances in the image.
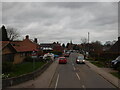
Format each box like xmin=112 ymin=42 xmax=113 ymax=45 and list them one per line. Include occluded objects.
xmin=85 ymin=60 xmax=120 ymax=88
xmin=9 ymin=59 xmax=58 ymax=88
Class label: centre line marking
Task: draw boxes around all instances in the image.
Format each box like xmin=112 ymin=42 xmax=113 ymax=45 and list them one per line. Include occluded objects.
xmin=73 ymin=66 xmax=76 ymax=71
xmin=55 ymin=74 xmax=59 ymax=89
xmin=76 ymin=73 xmax=80 ymax=80
xmin=82 ymin=85 xmax=86 ymax=89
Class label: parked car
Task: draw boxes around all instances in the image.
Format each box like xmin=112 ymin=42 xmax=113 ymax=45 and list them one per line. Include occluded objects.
xmin=111 ymin=56 xmax=120 ymax=69
xmin=58 ymin=57 xmax=67 ymax=64
xmin=64 ymin=52 xmax=70 ymax=57
xmin=54 ymin=54 xmax=59 ymax=59
xmin=76 ymin=56 xmax=85 ymax=64
xmin=43 ymin=53 xmax=54 ymax=61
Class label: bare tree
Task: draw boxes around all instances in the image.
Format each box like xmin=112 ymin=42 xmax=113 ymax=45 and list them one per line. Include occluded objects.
xmin=81 ymin=37 xmax=87 ymax=44
xmin=91 ymin=41 xmax=103 ymax=54
xmin=6 ymin=27 xmax=20 ymax=41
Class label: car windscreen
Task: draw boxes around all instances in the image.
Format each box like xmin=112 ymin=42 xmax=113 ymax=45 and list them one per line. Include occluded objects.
xmin=78 ymin=56 xmax=84 ymax=60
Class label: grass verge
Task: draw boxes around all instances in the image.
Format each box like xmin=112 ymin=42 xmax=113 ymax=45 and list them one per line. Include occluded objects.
xmin=4 ymin=62 xmax=46 ymax=78
xmin=110 ymin=72 xmax=120 ymax=79
xmin=91 ymin=61 xmax=105 ymax=68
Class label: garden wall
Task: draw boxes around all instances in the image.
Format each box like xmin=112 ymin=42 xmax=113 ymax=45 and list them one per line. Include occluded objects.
xmin=2 ymin=61 xmax=53 ymax=88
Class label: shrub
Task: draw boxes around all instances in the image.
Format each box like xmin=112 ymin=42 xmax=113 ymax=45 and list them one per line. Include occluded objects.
xmin=117 ymin=67 xmax=120 ymax=72
xmin=116 ymin=63 xmax=120 ymax=72
xmin=2 ymin=73 xmax=10 ymax=79
xmin=86 ymin=58 xmax=93 ymax=61
xmin=44 ymin=56 xmax=52 ymax=61
xmin=100 ymin=52 xmax=119 ymax=60
xmin=24 ymin=56 xmax=33 ymax=62
xmin=50 ymin=51 xmax=63 ymax=55
xmin=2 ymin=62 xmax=14 ymax=73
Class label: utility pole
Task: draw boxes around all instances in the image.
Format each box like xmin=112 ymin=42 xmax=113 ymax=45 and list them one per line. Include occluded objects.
xmin=87 ymin=32 xmax=90 ymax=58
xmin=88 ymin=32 xmax=90 ymax=44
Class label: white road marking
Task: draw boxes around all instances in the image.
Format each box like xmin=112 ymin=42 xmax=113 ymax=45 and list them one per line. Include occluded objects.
xmin=55 ymin=74 xmax=59 ymax=89
xmin=82 ymin=85 xmax=86 ymax=89
xmin=72 ymin=63 xmax=74 ymax=66
xmin=76 ymin=73 xmax=80 ymax=80
xmin=73 ymin=66 xmax=76 ymax=71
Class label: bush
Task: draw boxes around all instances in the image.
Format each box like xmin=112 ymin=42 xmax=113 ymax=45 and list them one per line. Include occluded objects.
xmin=2 ymin=73 xmax=10 ymax=79
xmin=90 ymin=52 xmax=119 ymax=60
xmin=117 ymin=67 xmax=120 ymax=72
xmin=2 ymin=62 xmax=14 ymax=73
xmin=86 ymin=58 xmax=93 ymax=61
xmin=50 ymin=51 xmax=63 ymax=56
xmin=24 ymin=56 xmax=33 ymax=62
xmin=44 ymin=56 xmax=52 ymax=61
xmin=100 ymin=52 xmax=119 ymax=60
xmin=94 ymin=57 xmax=105 ymax=61
xmin=116 ymin=63 xmax=120 ymax=72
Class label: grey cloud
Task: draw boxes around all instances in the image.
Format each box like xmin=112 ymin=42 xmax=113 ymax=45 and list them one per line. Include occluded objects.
xmin=2 ymin=2 xmax=118 ymax=44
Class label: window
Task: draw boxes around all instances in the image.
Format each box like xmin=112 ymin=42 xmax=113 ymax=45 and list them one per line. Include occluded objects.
xmin=20 ymin=53 xmax=25 ymax=57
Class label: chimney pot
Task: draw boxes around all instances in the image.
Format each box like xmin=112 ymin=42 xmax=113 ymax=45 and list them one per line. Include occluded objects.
xmin=34 ymin=38 xmax=38 ymax=43
xmin=26 ymin=35 xmax=29 ymax=39
xmin=118 ymin=37 xmax=120 ymax=41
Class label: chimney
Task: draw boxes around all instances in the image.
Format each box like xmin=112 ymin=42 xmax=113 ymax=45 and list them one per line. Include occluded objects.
xmin=2 ymin=25 xmax=6 ymax=30
xmin=118 ymin=37 xmax=120 ymax=41
xmin=26 ymin=35 xmax=29 ymax=39
xmin=34 ymin=38 xmax=38 ymax=43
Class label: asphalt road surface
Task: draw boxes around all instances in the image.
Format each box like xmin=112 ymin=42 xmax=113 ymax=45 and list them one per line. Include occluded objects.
xmin=49 ymin=53 xmax=116 ymax=88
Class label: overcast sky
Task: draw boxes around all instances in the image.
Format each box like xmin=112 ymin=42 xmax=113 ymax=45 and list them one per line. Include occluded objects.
xmin=2 ymin=2 xmax=118 ymax=44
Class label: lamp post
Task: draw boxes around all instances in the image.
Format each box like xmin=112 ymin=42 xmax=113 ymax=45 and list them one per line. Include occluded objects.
xmin=32 ymin=49 xmax=36 ymax=80
xmin=88 ymin=32 xmax=90 ymax=58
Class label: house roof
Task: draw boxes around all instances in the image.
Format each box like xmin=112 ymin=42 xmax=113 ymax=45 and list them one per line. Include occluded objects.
xmin=1 ymin=35 xmax=40 ymax=52
xmin=109 ymin=39 xmax=120 ymax=53
xmin=1 ymin=41 xmax=10 ymax=49
xmin=10 ymin=39 xmax=39 ymax=52
xmin=0 ymin=41 xmax=17 ymax=52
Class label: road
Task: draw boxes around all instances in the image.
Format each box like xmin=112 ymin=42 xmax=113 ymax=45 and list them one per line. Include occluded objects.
xmin=49 ymin=53 xmax=116 ymax=88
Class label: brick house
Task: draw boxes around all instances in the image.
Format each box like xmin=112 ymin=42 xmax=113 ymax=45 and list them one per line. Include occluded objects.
xmin=1 ymin=41 xmax=16 ymax=62
xmin=11 ymin=35 xmax=41 ymax=64
xmin=1 ymin=35 xmax=41 ymax=64
xmin=109 ymin=37 xmax=120 ymax=54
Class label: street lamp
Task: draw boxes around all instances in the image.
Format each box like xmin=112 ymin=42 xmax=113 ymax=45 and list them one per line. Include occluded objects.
xmin=87 ymin=32 xmax=90 ymax=58
xmin=32 ymin=49 xmax=36 ymax=80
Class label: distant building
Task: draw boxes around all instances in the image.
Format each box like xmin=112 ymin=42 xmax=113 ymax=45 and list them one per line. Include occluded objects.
xmin=109 ymin=37 xmax=120 ymax=53
xmin=66 ymin=40 xmax=74 ymax=50
xmin=40 ymin=43 xmax=53 ymax=51
xmin=40 ymin=42 xmax=63 ymax=53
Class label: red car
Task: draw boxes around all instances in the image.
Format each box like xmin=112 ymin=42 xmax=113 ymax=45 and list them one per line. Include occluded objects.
xmin=59 ymin=57 xmax=67 ymax=64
